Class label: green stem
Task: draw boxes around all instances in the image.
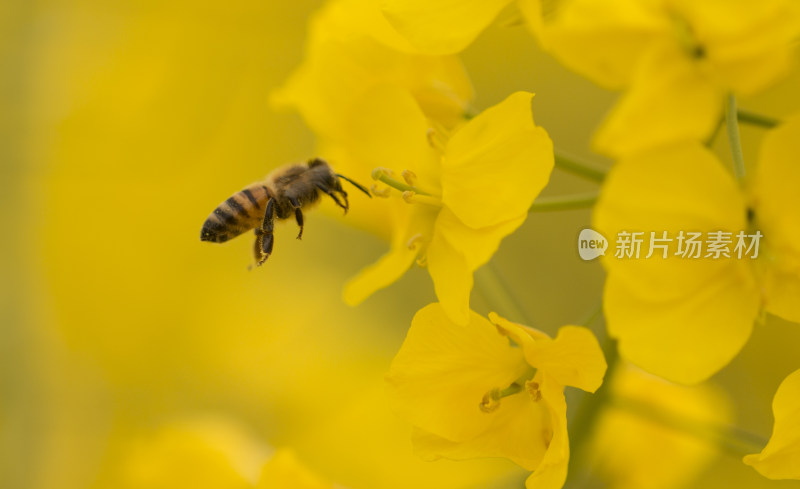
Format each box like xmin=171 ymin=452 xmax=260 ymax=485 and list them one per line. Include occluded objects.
xmin=609 ymin=395 xmax=767 ymax=457
xmin=554 ymin=151 xmax=607 ymax=183
xmin=529 ymin=192 xmax=598 ymax=212
xmin=474 ymin=262 xmax=531 ymax=327
xmin=737 ymin=109 xmax=779 ymax=129
xmin=726 ymin=95 xmax=747 ymax=180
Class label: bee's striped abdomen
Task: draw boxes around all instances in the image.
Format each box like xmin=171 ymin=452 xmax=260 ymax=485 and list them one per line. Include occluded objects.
xmin=200 ymin=183 xmax=270 ymax=243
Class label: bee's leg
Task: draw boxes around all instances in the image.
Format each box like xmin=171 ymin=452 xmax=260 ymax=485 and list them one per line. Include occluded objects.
xmin=317 ymin=184 xmax=348 ymax=214
xmin=287 ymin=196 xmax=304 ymax=239
xmin=255 ymin=197 xmax=275 ymax=266
xmin=294 ymin=209 xmax=304 ymax=240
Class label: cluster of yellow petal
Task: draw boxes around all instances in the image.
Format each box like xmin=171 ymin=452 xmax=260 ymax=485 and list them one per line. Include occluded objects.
xmin=745 ymin=368 xmax=800 ymax=480
xmin=589 ymin=364 xmax=733 ymax=489
xmin=112 ymin=417 xmax=332 ymax=489
xmin=274 ymin=0 xmax=800 ymax=484
xmin=546 ymin=0 xmax=800 ymax=156
xmin=387 ymin=304 xmax=606 ymax=489
xmin=343 ymin=90 xmax=554 ymax=324
xmin=594 ymin=116 xmax=800 ymax=384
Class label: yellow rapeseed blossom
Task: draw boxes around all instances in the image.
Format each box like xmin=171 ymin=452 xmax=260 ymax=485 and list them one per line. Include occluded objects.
xmin=342 ymin=90 xmax=553 ymax=325
xmin=589 ymin=364 xmax=732 ymax=489
xmin=257 ymin=449 xmax=334 ymax=489
xmin=744 ymin=368 xmax=800 ymax=480
xmin=380 ymin=0 xmax=547 ymax=54
xmin=546 ymin=0 xmax=800 ymax=156
xmin=111 ymin=416 xmax=334 ymax=489
xmin=386 ymin=303 xmax=606 ymax=489
xmin=594 ymin=116 xmax=800 ymax=384
xmin=272 ymin=0 xmax=474 ymax=239
xmin=272 ymin=0 xmax=473 ymax=142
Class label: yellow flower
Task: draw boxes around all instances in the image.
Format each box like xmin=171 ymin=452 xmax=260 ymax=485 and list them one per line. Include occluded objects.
xmin=589 ymin=364 xmax=733 ymax=489
xmin=744 ymin=368 xmax=800 ymax=480
xmin=386 ymin=303 xmax=607 ymax=489
xmin=272 ymin=0 xmax=474 ymax=239
xmin=380 ymin=0 xmax=548 ymax=54
xmin=546 ymin=0 xmax=800 ymax=156
xmin=117 ymin=416 xmax=269 ymax=489
xmin=111 ymin=416 xmax=334 ymax=489
xmin=257 ymin=449 xmax=333 ymax=489
xmin=271 ymin=0 xmax=474 ymax=142
xmin=342 ymin=89 xmax=554 ymax=325
xmin=594 ymin=115 xmax=800 ymax=384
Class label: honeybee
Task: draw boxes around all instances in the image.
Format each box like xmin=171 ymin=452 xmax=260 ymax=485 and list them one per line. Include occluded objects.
xmin=200 ymin=158 xmax=370 ymax=266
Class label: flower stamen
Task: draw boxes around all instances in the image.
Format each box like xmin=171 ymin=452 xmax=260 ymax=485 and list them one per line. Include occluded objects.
xmin=402 ymin=191 xmax=442 ymax=207
xmin=370 ymin=183 xmax=391 ymax=198
xmin=371 ymin=167 xmax=438 ymax=197
xmin=402 ymin=169 xmax=417 ymax=186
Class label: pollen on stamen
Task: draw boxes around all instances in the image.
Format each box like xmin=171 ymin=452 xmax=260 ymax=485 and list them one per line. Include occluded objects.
xmin=426 ymin=128 xmax=447 ymax=153
xmin=526 ymin=380 xmax=542 ymax=402
xmin=402 ymin=191 xmax=442 ymax=207
xmin=479 ymin=389 xmax=501 ymax=413
xmin=406 ymin=234 xmax=424 ymax=250
xmin=371 ymin=167 xmax=394 ymax=180
xmin=370 ymin=183 xmax=391 ymax=198
xmin=402 ymin=169 xmax=417 ymax=186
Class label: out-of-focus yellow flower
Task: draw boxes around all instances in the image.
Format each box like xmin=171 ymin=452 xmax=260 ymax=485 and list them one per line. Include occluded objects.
xmin=272 ymin=0 xmax=473 ymax=141
xmin=380 ymin=0 xmax=547 ymax=54
xmin=342 ymin=90 xmax=553 ymax=325
xmin=386 ymin=303 xmax=606 ymax=489
xmin=272 ymin=0 xmax=474 ymax=239
xmin=546 ymin=0 xmax=800 ymax=156
xmin=110 ymin=416 xmax=334 ymax=489
xmin=257 ymin=449 xmax=333 ymax=489
xmin=116 ymin=416 xmax=269 ymax=489
xmin=590 ymin=364 xmax=732 ymax=489
xmin=744 ymin=368 xmax=800 ymax=480
xmin=594 ymin=116 xmax=800 ymax=384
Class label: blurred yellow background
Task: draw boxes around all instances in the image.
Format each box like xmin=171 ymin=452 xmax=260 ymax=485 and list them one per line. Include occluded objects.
xmin=2 ymin=1 xmax=800 ymax=488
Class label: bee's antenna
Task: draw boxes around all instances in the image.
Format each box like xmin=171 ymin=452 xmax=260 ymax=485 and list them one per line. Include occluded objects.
xmin=336 ymin=174 xmax=372 ymax=198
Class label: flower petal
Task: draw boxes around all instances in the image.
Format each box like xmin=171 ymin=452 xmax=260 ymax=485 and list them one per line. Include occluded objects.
xmin=753 ymin=114 xmax=800 ymax=323
xmin=426 ymin=227 xmax=473 ymax=326
xmin=435 ymin=208 xmax=527 ymax=271
xmin=381 ymin=0 xmax=513 ymax=54
xmin=271 ymin=0 xmax=473 ymax=140
xmin=427 ymin=209 xmax=526 ymax=325
xmin=411 ymin=391 xmax=550 ymax=470
xmin=594 ymin=144 xmax=760 ymax=384
xmin=343 ymin=83 xmax=441 ymax=184
xmin=344 ymin=201 xmax=438 ymax=305
xmin=257 ymin=449 xmax=332 ymax=489
xmin=590 ymin=364 xmax=733 ymax=489
xmin=524 ymin=326 xmax=607 ymax=393
xmin=545 ymin=0 xmax=668 ymax=89
xmin=343 ymin=244 xmax=418 ymax=306
xmin=744 ymin=369 xmax=800 ymax=479
xmin=674 ymin=0 xmax=800 ymax=94
xmin=442 ymin=91 xmax=554 ymax=230
xmin=604 ymin=274 xmax=758 ymax=384
xmin=593 ymin=44 xmax=723 ymax=158
xmin=594 ymin=143 xmax=750 ymax=301
xmin=524 ymin=373 xmax=569 ymax=489
xmin=386 ymin=303 xmax=529 ymax=443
